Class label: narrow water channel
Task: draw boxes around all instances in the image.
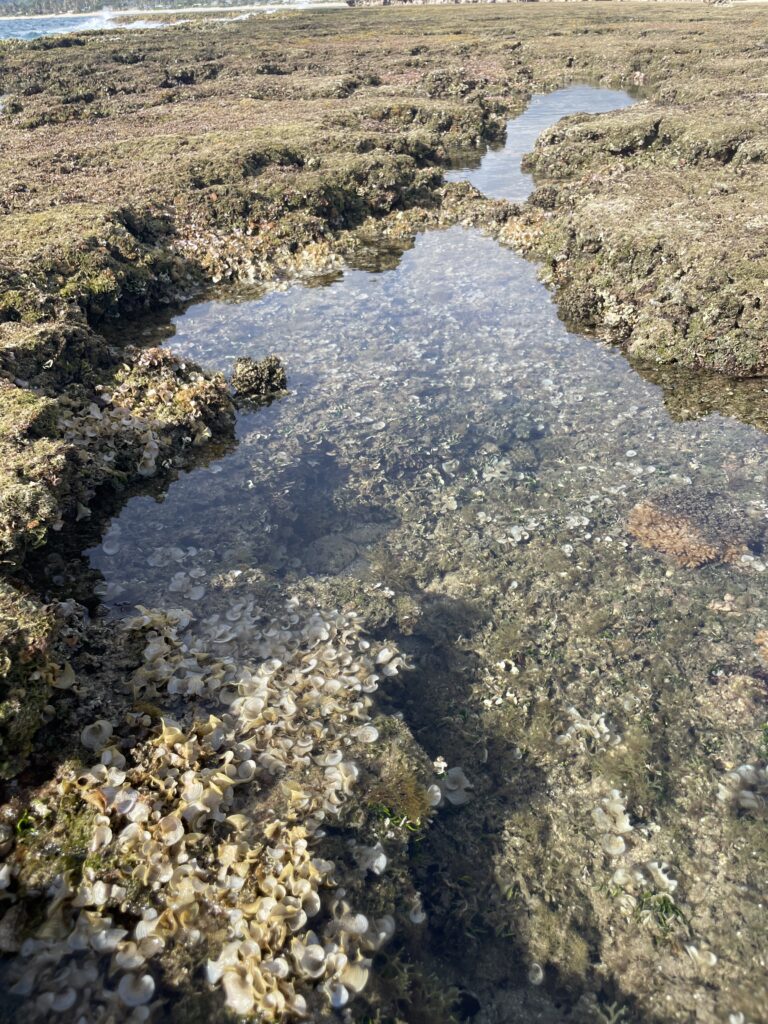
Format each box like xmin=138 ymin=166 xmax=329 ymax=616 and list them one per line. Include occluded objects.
xmin=13 ymin=88 xmax=767 ymax=1024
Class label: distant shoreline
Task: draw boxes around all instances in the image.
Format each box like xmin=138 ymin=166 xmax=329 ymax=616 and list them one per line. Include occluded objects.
xmin=0 ymin=9 xmax=94 ymax=18
xmin=0 ymin=2 xmax=343 ymax=22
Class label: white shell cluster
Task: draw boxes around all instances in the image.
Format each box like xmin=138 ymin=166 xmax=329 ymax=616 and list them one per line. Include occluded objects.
xmin=59 ymin=399 xmax=160 ymax=485
xmin=352 ymin=841 xmax=388 ymax=876
xmin=684 ymin=943 xmax=717 ymax=968
xmin=717 ymin=763 xmax=768 ymax=816
xmin=593 ymin=799 xmax=682 ymax=901
xmin=555 ymin=706 xmax=622 ymax=752
xmin=610 ymin=857 xmax=686 ymax=941
xmin=10 ymin=599 xmax=402 ymax=1020
xmin=137 ymin=430 xmax=161 ymax=478
xmin=408 ymin=893 xmax=427 ymax=925
xmin=51 ymin=661 xmax=77 ymax=691
xmin=644 ymin=860 xmax=678 ymax=894
xmin=591 ymin=789 xmax=633 ymax=858
xmin=527 ymin=962 xmax=544 ymax=986
xmin=80 ymin=719 xmax=114 ymax=752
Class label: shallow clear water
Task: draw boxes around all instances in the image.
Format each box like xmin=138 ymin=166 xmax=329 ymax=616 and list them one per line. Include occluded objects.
xmin=86 ymin=87 xmax=768 ymax=1019
xmin=91 ymin=86 xmax=767 ymax=611
xmin=445 ymin=84 xmax=634 ymax=201
xmin=92 ymin=224 xmax=768 ymax=597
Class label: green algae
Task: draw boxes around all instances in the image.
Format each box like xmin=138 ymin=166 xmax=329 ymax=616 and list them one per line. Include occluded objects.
xmin=12 ymin=786 xmax=98 ymax=892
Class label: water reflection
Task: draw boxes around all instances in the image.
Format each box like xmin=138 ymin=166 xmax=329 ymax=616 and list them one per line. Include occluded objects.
xmin=633 ymin=358 xmax=768 ymax=435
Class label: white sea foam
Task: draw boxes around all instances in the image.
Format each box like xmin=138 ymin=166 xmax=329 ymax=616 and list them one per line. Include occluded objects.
xmin=0 ymin=2 xmax=344 ymax=41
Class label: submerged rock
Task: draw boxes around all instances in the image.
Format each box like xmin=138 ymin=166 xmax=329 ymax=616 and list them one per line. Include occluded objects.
xmin=231 ymin=355 xmax=287 ymax=400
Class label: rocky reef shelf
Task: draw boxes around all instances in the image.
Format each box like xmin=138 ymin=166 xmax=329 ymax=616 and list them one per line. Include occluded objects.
xmin=2 ymin=81 xmax=767 ymax=1024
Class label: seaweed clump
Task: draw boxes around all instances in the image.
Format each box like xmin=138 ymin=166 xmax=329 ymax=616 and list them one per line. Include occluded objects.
xmin=231 ymin=355 xmax=287 ymax=401
xmin=626 ymin=491 xmax=760 ymax=568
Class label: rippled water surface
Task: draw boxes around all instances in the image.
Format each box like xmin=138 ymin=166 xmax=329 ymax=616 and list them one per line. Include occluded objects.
xmin=87 ymin=87 xmax=768 ymax=1020
xmin=0 ymin=3 xmax=342 ymax=41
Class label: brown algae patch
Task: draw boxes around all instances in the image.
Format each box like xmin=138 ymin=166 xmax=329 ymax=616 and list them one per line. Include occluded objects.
xmin=626 ymin=492 xmax=762 ymax=569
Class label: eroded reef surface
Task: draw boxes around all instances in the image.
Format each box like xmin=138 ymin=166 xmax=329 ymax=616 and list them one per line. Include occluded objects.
xmin=1 ymin=4 xmax=768 ymax=1023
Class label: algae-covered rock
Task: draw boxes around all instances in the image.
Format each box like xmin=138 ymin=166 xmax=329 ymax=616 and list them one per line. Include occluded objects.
xmin=523 ymin=102 xmax=768 ymax=376
xmin=113 ymin=346 xmax=235 ymax=437
xmin=231 ymin=354 xmax=287 ymax=400
xmin=0 ymin=381 xmax=69 ymax=570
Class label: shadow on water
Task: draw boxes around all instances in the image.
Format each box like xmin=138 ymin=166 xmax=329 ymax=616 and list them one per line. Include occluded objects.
xmin=368 ymin=589 xmax=672 ymax=1023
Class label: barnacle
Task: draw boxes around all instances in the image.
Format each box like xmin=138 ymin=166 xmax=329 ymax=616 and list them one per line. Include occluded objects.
xmin=436 ymin=767 xmax=473 ymax=807
xmin=718 ymin=763 xmax=768 ymax=817
xmin=556 ymin=706 xmax=621 ymax=752
xmin=80 ymin=720 xmax=114 ymax=752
